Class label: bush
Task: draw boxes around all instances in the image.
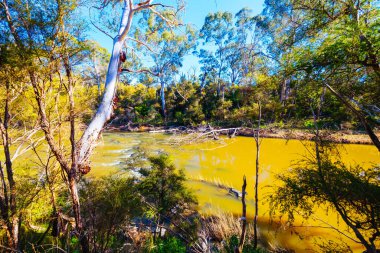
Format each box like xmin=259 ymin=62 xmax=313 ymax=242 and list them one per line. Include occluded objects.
xmin=138 ymin=154 xmax=198 ymax=223
xmin=223 ymin=235 xmax=268 ymax=253
xmin=80 ymin=177 xmax=142 ymax=251
xmin=270 ymin=149 xmax=380 ymax=252
xmin=144 ymin=237 xmax=186 ymax=253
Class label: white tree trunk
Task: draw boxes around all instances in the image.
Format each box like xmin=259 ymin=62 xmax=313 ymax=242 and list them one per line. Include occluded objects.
xmin=160 ymin=80 xmax=166 ymax=118
xmin=77 ymin=1 xmax=132 ymax=167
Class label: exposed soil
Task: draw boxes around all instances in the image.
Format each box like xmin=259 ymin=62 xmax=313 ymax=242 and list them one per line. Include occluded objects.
xmin=105 ymin=124 xmax=379 ymax=146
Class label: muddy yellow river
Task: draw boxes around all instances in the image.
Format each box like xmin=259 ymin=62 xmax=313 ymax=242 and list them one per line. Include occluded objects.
xmin=91 ymin=132 xmax=379 ymax=252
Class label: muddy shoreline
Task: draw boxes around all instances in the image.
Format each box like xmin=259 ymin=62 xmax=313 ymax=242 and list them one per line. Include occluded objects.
xmin=105 ymin=124 xmax=379 ymax=146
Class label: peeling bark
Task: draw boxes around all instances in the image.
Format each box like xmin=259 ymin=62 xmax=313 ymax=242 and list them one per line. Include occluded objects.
xmin=77 ymin=1 xmax=133 ymax=169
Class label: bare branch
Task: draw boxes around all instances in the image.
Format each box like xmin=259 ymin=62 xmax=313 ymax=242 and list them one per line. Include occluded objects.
xmin=148 ymin=7 xmax=177 ymax=28
xmin=126 ymin=36 xmax=157 ymax=54
xmin=123 ymin=44 xmax=144 ymax=61
xmin=11 ymin=135 xmax=44 ymax=162
xmin=121 ymin=68 xmax=159 ymax=76
xmin=311 ymin=216 xmax=361 ymax=244
xmin=133 ymin=2 xmax=174 ymax=13
xmin=88 ymin=11 xmax=113 ymax=40
xmin=174 ymin=88 xmax=188 ymax=102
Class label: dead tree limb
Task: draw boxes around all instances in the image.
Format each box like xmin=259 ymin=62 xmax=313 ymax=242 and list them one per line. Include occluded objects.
xmin=236 ymin=175 xmax=247 ymax=253
xmin=324 ymin=83 xmax=380 ymax=152
xmin=253 ymin=101 xmax=262 ymax=249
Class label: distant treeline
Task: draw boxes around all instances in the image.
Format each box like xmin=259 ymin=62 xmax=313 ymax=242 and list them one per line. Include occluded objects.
xmin=111 ymin=80 xmax=356 ymax=129
xmin=107 ymin=4 xmax=379 ymax=131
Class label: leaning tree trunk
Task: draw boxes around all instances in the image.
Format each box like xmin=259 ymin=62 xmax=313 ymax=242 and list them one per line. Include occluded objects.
xmin=77 ymin=1 xmax=134 ymax=169
xmin=324 ymin=83 xmax=380 ymax=152
xmin=311 ymin=101 xmax=376 ymax=253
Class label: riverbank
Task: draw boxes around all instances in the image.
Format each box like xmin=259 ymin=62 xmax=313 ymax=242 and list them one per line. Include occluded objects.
xmin=105 ymin=124 xmax=379 ymax=145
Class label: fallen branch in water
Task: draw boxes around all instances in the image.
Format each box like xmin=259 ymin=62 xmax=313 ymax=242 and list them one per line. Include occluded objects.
xmin=150 ymin=126 xmax=242 ymax=145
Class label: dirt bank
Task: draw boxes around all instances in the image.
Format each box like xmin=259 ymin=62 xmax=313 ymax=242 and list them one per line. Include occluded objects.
xmin=105 ymin=124 xmax=379 ymax=146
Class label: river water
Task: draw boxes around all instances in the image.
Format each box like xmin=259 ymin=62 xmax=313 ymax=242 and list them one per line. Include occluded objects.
xmin=91 ymin=132 xmax=379 ymax=252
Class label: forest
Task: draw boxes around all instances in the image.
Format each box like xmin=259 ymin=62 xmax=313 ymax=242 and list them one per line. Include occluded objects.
xmin=0 ymin=0 xmax=379 ymax=252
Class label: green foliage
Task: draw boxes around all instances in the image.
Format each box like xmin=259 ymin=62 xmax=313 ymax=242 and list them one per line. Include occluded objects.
xmin=303 ymin=119 xmax=315 ymax=129
xmin=254 ymin=0 xmax=380 ymax=131
xmin=114 ymin=74 xmax=362 ymax=128
xmin=80 ymin=177 xmax=142 ymax=250
xmin=270 ymin=148 xmax=380 ymax=250
xmin=144 ymin=236 xmax=186 ymax=253
xmin=115 ymin=83 xmax=159 ymax=125
xmin=1 ymin=0 xmax=379 ymax=251
xmin=109 ymin=4 xmax=379 ymax=130
xmin=138 ymin=154 xmax=198 ymax=222
xmin=222 ymin=235 xmax=268 ymax=253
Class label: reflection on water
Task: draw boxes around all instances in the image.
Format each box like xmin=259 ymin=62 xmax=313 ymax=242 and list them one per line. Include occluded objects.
xmin=91 ymin=132 xmax=379 ymax=252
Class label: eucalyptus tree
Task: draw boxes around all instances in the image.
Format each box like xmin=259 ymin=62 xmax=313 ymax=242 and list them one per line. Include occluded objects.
xmin=130 ymin=11 xmax=196 ymax=120
xmin=199 ymin=11 xmax=234 ymax=99
xmin=78 ymin=41 xmax=110 ymax=91
xmin=1 ymin=0 xmax=184 ymax=252
xmin=1 ymin=1 xmax=93 ymax=250
xmin=198 ymin=49 xmax=218 ymax=88
xmin=199 ymin=9 xmax=257 ymax=100
xmin=233 ymin=8 xmax=256 ymax=86
xmin=0 ymin=43 xmax=43 ymax=250
xmin=72 ymin=0 xmax=185 ymax=250
xmin=0 ymin=1 xmax=72 ymax=249
xmin=256 ymin=0 xmax=380 ymax=150
xmin=80 ymin=0 xmax=185 ymax=165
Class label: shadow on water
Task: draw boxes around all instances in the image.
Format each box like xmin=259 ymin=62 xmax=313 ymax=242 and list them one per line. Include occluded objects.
xmin=91 ymin=132 xmax=379 ymax=252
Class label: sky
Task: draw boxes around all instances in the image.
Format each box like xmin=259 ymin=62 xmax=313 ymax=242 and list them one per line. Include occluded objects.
xmin=183 ymin=0 xmax=264 ymax=29
xmin=89 ymin=0 xmax=265 ymax=75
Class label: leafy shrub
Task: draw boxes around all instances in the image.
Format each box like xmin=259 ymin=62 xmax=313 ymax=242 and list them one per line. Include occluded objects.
xmin=145 ymin=237 xmax=186 ymax=253
xmin=80 ymin=177 xmax=142 ymax=251
xmin=223 ymin=235 xmax=268 ymax=253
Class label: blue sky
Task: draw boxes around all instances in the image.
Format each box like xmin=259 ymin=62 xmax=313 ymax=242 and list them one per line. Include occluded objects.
xmin=180 ymin=0 xmax=265 ymax=74
xmin=183 ymin=0 xmax=264 ymax=29
xmin=89 ymin=0 xmax=265 ymax=75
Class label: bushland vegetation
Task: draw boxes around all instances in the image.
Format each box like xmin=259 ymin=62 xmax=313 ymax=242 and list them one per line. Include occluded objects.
xmin=0 ymin=0 xmax=379 ymax=252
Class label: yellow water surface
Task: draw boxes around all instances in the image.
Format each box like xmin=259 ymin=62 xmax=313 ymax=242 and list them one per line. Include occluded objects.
xmin=91 ymin=132 xmax=379 ymax=252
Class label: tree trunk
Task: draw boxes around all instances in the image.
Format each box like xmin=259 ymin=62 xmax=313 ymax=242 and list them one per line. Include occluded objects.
xmin=77 ymin=1 xmax=133 ymax=168
xmin=160 ymin=80 xmax=166 ymax=120
xmin=0 ymin=82 xmax=19 ymax=250
xmin=311 ymin=106 xmax=376 ymax=253
xmin=0 ymin=6 xmax=20 ymax=249
xmin=324 ymin=83 xmax=380 ymax=152
xmin=68 ymin=172 xmax=89 ymax=252
xmin=253 ymin=101 xmax=261 ymax=249
xmin=236 ymin=176 xmax=247 ymax=253
xmin=280 ymin=79 xmax=290 ymax=104
xmin=77 ymin=39 xmax=122 ymax=169
xmin=63 ymin=49 xmax=91 ymax=252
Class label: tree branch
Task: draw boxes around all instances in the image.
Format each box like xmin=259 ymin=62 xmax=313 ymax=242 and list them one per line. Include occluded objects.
xmin=121 ymin=68 xmax=159 ymax=76
xmin=126 ymin=36 xmax=157 ymax=54
xmin=88 ymin=12 xmax=114 ymax=40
